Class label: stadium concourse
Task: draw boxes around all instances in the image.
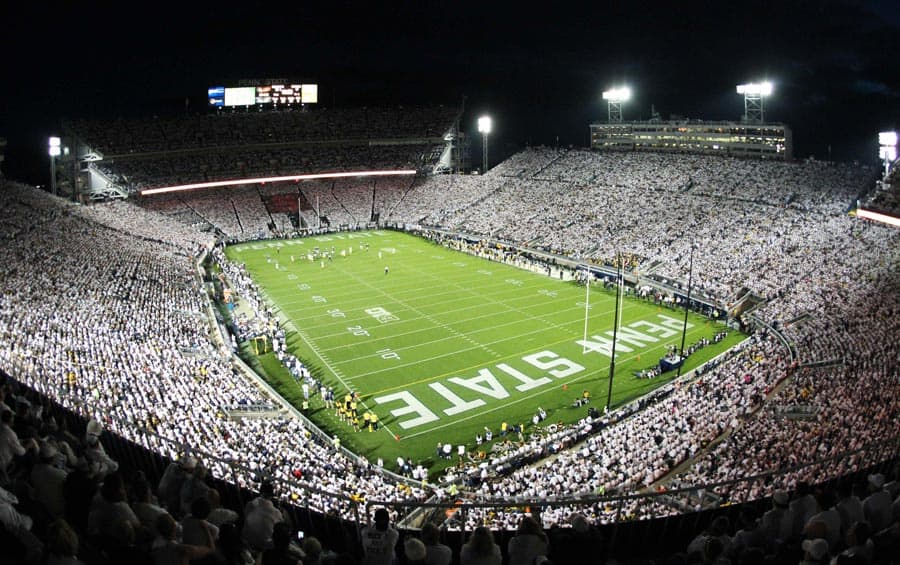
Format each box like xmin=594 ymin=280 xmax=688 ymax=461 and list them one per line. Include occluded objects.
xmin=0 ymin=118 xmax=898 ymax=564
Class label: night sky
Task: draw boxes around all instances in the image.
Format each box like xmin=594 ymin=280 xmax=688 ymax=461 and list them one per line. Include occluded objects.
xmin=2 ymin=0 xmax=898 ymax=186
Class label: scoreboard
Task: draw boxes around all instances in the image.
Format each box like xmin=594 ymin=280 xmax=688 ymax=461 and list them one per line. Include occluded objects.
xmin=208 ymin=83 xmax=318 ymax=107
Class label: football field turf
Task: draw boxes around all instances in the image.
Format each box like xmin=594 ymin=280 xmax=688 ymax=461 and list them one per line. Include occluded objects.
xmin=225 ymin=230 xmax=747 ymax=475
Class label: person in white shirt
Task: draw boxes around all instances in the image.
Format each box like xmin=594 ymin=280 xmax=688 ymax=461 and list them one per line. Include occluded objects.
xmin=421 ymin=523 xmax=451 ymax=565
xmin=759 ymin=490 xmax=793 ymax=549
xmin=862 ymin=473 xmax=893 ymax=533
xmin=0 ymin=409 xmax=35 ymax=478
xmin=131 ymin=476 xmax=171 ymax=538
xmin=507 ymin=515 xmax=549 ymax=565
xmin=803 ymin=488 xmax=841 ymax=551
xmin=360 ymin=507 xmax=399 ymax=565
xmin=242 ymin=481 xmax=286 ymax=553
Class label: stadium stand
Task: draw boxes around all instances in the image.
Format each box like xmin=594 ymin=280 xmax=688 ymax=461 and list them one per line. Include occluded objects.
xmin=858 ymin=156 xmax=900 ymax=219
xmin=64 ymin=105 xmax=459 ymax=194
xmin=1 ymin=109 xmax=898 ymax=563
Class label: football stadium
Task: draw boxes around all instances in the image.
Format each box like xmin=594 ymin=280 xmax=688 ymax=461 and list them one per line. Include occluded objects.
xmin=0 ymin=81 xmax=898 ymax=565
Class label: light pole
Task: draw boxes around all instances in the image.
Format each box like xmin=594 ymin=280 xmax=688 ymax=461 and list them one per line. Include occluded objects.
xmin=676 ymin=244 xmax=695 ymax=379
xmin=478 ymin=116 xmax=491 ymax=173
xmin=48 ymin=137 xmax=61 ymax=196
xmin=602 ymin=87 xmax=631 ymax=123
xmin=879 ymin=131 xmax=898 ymax=179
xmin=606 ymin=253 xmax=623 ymax=412
xmin=737 ymin=81 xmax=773 ymax=123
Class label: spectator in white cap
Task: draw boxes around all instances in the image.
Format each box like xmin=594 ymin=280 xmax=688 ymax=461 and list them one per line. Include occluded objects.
xmin=760 ymin=489 xmax=793 ymax=550
xmin=84 ymin=419 xmax=103 ymax=442
xmin=862 ymin=473 xmax=892 ymax=533
xmin=404 ymin=536 xmax=427 ymax=565
xmin=800 ymin=537 xmax=829 ymax=564
xmin=82 ymin=419 xmax=118 ymax=482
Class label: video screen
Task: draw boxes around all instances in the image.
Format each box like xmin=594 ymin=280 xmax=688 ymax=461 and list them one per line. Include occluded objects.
xmin=208 ymin=86 xmax=225 ymax=107
xmin=301 ymin=84 xmax=318 ymax=104
xmin=211 ymin=83 xmax=318 ymax=107
xmin=270 ymin=84 xmax=303 ymax=105
xmin=255 ymin=85 xmax=272 ymax=104
xmin=224 ymin=86 xmax=256 ymax=107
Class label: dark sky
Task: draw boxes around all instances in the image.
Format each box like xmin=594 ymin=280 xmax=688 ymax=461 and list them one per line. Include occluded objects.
xmin=2 ymin=0 xmax=898 ymax=185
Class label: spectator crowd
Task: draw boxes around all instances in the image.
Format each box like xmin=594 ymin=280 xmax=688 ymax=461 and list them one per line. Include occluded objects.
xmin=0 ymin=130 xmax=897 ymax=563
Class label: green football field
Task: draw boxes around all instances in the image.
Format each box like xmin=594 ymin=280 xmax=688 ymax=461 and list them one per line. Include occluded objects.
xmin=224 ymin=230 xmax=746 ymax=477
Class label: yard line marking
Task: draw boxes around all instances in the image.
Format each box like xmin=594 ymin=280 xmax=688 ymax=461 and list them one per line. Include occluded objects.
xmin=270 ymin=300 xmax=398 ymax=441
xmin=331 ymin=300 xmax=643 ymax=378
xmin=340 ymin=299 xmax=643 ymax=378
xmin=281 ymin=290 xmax=579 ymax=333
xmin=312 ymin=298 xmax=625 ymax=346
xmin=275 ymin=270 xmax=548 ymax=309
xmin=333 ymin=318 xmax=583 ymax=372
xmin=327 ymin=263 xmax=501 ymax=360
xmin=401 ymin=262 xmax=579 ymax=335
xmin=367 ymin=321 xmax=718 ymax=398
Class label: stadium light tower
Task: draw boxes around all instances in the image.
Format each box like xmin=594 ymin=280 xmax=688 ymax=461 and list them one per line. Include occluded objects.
xmin=879 ymin=131 xmax=898 ymax=178
xmin=602 ymin=87 xmax=631 ymax=123
xmin=48 ymin=136 xmax=61 ymax=196
xmin=478 ymin=116 xmax=492 ymax=173
xmin=737 ymin=81 xmax=773 ymax=123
